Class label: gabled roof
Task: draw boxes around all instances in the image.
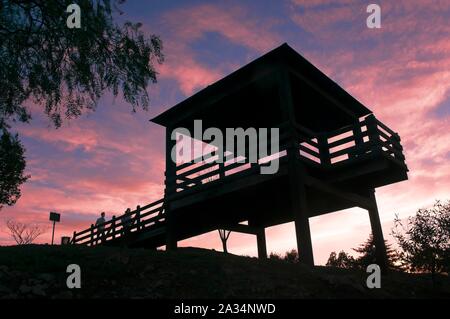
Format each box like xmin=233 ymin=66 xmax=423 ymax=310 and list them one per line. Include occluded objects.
xmin=151 ymin=43 xmax=371 ymax=127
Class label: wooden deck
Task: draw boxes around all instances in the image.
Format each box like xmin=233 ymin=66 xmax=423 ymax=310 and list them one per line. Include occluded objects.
xmin=71 ymin=114 xmax=408 ymax=249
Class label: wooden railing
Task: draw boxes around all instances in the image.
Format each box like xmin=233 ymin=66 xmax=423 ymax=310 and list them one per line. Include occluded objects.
xmin=71 ymin=198 xmax=165 ymax=246
xmin=167 ymin=115 xmax=405 ymax=196
xmin=323 ymin=114 xmax=405 ymax=167
xmin=168 ymin=122 xmax=293 ymax=195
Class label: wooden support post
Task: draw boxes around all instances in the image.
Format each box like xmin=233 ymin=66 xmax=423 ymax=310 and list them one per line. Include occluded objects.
xmin=278 ymin=67 xmax=314 ymax=267
xmin=90 ymin=224 xmax=94 ymax=246
xmin=317 ymin=133 xmax=330 ymax=166
xmin=368 ymin=190 xmax=388 ymax=271
xmin=256 ymin=228 xmax=267 ymax=259
xmin=165 ymin=126 xmax=177 ymax=251
xmin=72 ymin=231 xmax=76 ymax=244
xmin=289 ymin=161 xmax=314 ymax=267
xmin=135 ymin=205 xmax=141 ymax=231
xmin=352 ymin=121 xmax=365 ymax=157
xmin=394 ymin=133 xmax=405 ymax=161
xmin=219 ymin=161 xmax=225 ymax=179
xmin=112 ymin=216 xmax=116 ymax=239
xmin=366 ymin=115 xmax=381 ymax=155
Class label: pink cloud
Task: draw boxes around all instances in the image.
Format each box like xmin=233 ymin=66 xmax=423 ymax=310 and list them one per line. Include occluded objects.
xmin=153 ymin=3 xmax=281 ymax=95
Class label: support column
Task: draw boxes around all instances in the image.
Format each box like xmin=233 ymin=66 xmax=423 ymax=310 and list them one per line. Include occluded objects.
xmin=277 ymin=67 xmax=314 ymax=267
xmin=256 ymin=228 xmax=267 ymax=259
xmin=165 ymin=204 xmax=177 ymax=250
xmin=289 ymin=163 xmax=314 ymax=267
xmin=368 ymin=190 xmax=388 ymax=270
xmin=165 ymin=127 xmax=177 ymax=251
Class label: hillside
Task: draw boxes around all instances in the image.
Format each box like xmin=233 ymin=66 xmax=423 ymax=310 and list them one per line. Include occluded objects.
xmin=0 ymin=245 xmax=448 ymax=299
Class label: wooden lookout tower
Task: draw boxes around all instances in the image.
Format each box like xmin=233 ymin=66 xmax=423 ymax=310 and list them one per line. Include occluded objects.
xmin=72 ymin=44 xmax=408 ymax=268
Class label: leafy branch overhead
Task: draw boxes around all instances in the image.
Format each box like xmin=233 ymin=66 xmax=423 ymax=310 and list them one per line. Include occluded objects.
xmin=0 ymin=0 xmax=163 ymax=208
xmin=0 ymin=0 xmax=164 ymax=129
xmin=0 ymin=129 xmax=29 ymax=210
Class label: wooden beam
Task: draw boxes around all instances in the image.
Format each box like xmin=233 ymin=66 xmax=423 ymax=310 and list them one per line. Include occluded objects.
xmin=305 ymin=175 xmax=374 ymax=210
xmin=221 ymin=224 xmax=259 ymax=235
xmin=290 ymin=69 xmax=358 ymax=120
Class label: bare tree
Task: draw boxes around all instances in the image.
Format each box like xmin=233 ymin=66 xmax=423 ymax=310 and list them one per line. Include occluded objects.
xmin=5 ymin=219 xmax=47 ymax=245
xmin=218 ymin=229 xmax=231 ymax=253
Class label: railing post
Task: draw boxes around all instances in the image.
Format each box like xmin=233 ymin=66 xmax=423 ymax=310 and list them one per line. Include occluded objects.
xmin=317 ymin=133 xmax=330 ymax=166
xmin=365 ymin=114 xmax=381 ymax=155
xmin=112 ymin=215 xmax=116 ymax=239
xmin=352 ymin=120 xmax=365 ymax=157
xmin=394 ymin=133 xmax=405 ymax=161
xmin=136 ymin=205 xmax=141 ymax=231
xmin=72 ymin=231 xmax=77 ymax=245
xmin=219 ymin=161 xmax=225 ymax=179
xmin=90 ymin=224 xmax=94 ymax=246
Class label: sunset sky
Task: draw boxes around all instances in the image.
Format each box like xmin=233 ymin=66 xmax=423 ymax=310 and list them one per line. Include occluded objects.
xmin=1 ymin=0 xmax=449 ymax=265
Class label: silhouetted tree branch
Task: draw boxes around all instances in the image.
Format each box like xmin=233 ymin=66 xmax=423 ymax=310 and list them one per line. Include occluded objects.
xmin=0 ymin=129 xmax=30 ymax=209
xmin=0 ymin=0 xmax=163 ymax=208
xmin=5 ymin=219 xmax=47 ymax=244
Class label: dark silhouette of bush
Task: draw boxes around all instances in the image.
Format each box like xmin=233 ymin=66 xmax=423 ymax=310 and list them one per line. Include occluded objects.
xmin=325 ymin=235 xmax=401 ymax=270
xmin=268 ymin=249 xmax=300 ymax=263
xmin=326 ymin=251 xmax=356 ymax=269
xmin=392 ymin=200 xmax=450 ymax=280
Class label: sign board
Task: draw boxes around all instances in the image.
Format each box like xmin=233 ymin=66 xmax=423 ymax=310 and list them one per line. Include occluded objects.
xmin=49 ymin=212 xmax=60 ymax=222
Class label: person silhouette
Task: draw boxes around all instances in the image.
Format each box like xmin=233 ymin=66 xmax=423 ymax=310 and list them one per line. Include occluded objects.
xmin=95 ymin=212 xmax=106 ymax=244
xmin=121 ymin=208 xmax=133 ymax=236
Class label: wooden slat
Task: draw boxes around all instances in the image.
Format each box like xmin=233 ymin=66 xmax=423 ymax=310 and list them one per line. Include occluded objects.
xmin=299 ymin=144 xmax=320 ymax=158
xmin=328 ymin=134 xmax=354 ymax=149
xmin=376 ymin=119 xmax=396 ymax=137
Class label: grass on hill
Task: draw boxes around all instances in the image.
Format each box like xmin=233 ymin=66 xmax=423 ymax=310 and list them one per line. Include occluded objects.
xmin=0 ymin=245 xmax=449 ymax=299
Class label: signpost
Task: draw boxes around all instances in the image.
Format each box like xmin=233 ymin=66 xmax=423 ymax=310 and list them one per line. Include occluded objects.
xmin=49 ymin=212 xmax=61 ymax=245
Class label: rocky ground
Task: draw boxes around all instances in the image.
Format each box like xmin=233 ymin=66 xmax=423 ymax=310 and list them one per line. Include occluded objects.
xmin=0 ymin=245 xmax=448 ymax=299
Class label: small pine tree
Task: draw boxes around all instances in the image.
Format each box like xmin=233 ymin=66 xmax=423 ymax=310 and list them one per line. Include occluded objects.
xmin=352 ymin=234 xmax=401 ymax=270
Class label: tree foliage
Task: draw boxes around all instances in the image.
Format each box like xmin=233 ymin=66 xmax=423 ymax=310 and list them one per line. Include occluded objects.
xmin=0 ymin=130 xmax=29 ymax=209
xmin=325 ymin=235 xmax=401 ymax=270
xmin=352 ymin=233 xmax=401 ymax=270
xmin=326 ymin=250 xmax=355 ymax=269
xmin=0 ymin=0 xmax=163 ymax=207
xmin=0 ymin=0 xmax=163 ymax=128
xmin=392 ymin=200 xmax=450 ymax=276
xmin=269 ymin=249 xmax=300 ymax=263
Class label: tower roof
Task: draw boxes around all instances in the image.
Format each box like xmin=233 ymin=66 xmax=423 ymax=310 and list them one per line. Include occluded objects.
xmin=151 ymin=43 xmax=371 ymax=129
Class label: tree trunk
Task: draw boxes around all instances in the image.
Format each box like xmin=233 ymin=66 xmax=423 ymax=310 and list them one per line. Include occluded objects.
xmin=221 ymin=239 xmax=228 ymax=254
